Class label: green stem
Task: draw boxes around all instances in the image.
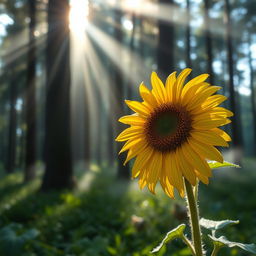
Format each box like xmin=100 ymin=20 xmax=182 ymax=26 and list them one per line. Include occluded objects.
xmin=211 ymin=244 xmax=222 ymax=256
xmin=184 ymin=178 xmax=203 ymax=256
xmin=193 ymin=180 xmax=199 ymax=202
xmin=181 ymin=234 xmax=196 ymax=256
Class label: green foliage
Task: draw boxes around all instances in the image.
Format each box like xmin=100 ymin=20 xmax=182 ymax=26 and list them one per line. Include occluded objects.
xmin=67 ymin=236 xmax=109 ymax=255
xmin=147 ymin=160 xmax=254 ymax=255
xmin=209 ymin=235 xmax=256 ymax=254
xmin=200 ymin=217 xmax=256 ymax=255
xmin=200 ymin=218 xmax=239 ymax=233
xmin=208 ymin=161 xmax=240 ymax=169
xmin=151 ymin=224 xmax=186 ymax=253
xmin=0 ymin=223 xmax=39 ymax=256
xmin=0 ymin=161 xmax=255 ymax=256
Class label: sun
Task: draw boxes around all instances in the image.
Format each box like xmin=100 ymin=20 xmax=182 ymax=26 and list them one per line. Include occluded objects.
xmin=69 ymin=0 xmax=89 ymax=34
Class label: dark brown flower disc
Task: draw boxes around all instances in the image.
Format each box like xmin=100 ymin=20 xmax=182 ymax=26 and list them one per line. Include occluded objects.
xmin=144 ymin=104 xmax=192 ymax=152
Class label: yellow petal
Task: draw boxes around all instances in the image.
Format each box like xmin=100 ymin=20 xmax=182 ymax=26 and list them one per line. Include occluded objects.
xmin=191 ymin=130 xmax=229 ymax=147
xmin=139 ymin=82 xmax=158 ymax=108
xmin=147 ymin=152 xmax=162 ymax=194
xmin=201 ymin=95 xmax=227 ymax=109
xmin=210 ymin=107 xmax=234 ymax=117
xmin=165 ymin=71 xmax=177 ymax=102
xmin=131 ymin=147 xmax=154 ymax=178
xmin=164 ymin=153 xmax=184 ymax=194
xmin=187 ymin=86 xmax=221 ymax=111
xmin=188 ymin=138 xmax=224 ymax=163
xmin=182 ymin=73 xmax=209 ymax=97
xmin=151 ymin=72 xmax=166 ymax=103
xmin=176 ymin=148 xmax=197 ymax=186
xmin=212 ymin=128 xmax=232 ymax=142
xmin=194 ymin=110 xmax=233 ymax=122
xmin=139 ymin=168 xmax=148 ymax=189
xmin=115 ymin=126 xmax=143 ymax=142
xmin=193 ymin=112 xmax=222 ymax=122
xmin=192 ymin=118 xmax=231 ymax=130
xmin=125 ymin=100 xmax=150 ymax=118
xmin=160 ymin=170 xmax=175 ymax=198
xmin=181 ymin=82 xmax=210 ymax=106
xmin=119 ymin=137 xmax=144 ymax=154
xmin=181 ymin=142 xmax=211 ymax=177
xmin=195 ymin=170 xmax=209 ymax=184
xmin=174 ymin=68 xmax=192 ymax=101
xmin=118 ymin=115 xmax=145 ymax=126
xmin=142 ymin=101 xmax=152 ymax=110
xmin=124 ymin=142 xmax=148 ymax=165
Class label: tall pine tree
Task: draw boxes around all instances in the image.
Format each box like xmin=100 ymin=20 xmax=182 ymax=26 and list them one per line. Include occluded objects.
xmin=157 ymin=0 xmax=175 ymax=77
xmin=24 ymin=0 xmax=37 ymax=182
xmin=41 ymin=0 xmax=73 ymax=190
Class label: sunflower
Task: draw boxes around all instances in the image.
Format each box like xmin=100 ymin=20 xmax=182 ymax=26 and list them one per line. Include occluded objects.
xmin=116 ymin=68 xmax=232 ymax=198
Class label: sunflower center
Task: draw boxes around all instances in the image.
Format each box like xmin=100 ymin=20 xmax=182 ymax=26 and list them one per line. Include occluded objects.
xmin=155 ymin=113 xmax=178 ymax=137
xmin=145 ymin=104 xmax=192 ymax=152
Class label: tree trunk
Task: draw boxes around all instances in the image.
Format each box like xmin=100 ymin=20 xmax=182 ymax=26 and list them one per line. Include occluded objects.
xmin=138 ymin=18 xmax=144 ymax=58
xmin=0 ymin=94 xmax=8 ymax=168
xmin=18 ymin=102 xmax=26 ymax=169
xmin=106 ymin=70 xmax=115 ymax=166
xmin=41 ymin=0 xmax=73 ymax=190
xmin=84 ymin=92 xmax=91 ymax=169
xmin=224 ymin=0 xmax=241 ymax=148
xmin=157 ymin=0 xmax=175 ymax=77
xmin=248 ymin=36 xmax=256 ymax=154
xmin=113 ymin=9 xmax=129 ymax=179
xmin=92 ymin=68 xmax=102 ymax=167
xmin=204 ymin=0 xmax=214 ymax=84
xmin=6 ymin=78 xmax=17 ymax=173
xmin=106 ymin=106 xmax=114 ymax=166
xmin=127 ymin=13 xmax=136 ymax=100
xmin=24 ymin=0 xmax=37 ymax=182
xmin=185 ymin=0 xmax=192 ymax=69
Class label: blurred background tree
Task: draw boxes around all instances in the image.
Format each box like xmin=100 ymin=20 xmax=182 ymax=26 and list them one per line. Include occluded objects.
xmin=0 ymin=0 xmax=255 ymax=255
xmin=1 ymin=0 xmax=255 ymax=175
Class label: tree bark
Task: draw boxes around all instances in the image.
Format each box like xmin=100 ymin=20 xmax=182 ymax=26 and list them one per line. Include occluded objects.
xmin=0 ymin=89 xmax=8 ymax=168
xmin=204 ymin=0 xmax=214 ymax=84
xmin=157 ymin=0 xmax=175 ymax=77
xmin=24 ymin=0 xmax=37 ymax=182
xmin=84 ymin=92 xmax=91 ymax=169
xmin=186 ymin=0 xmax=192 ymax=69
xmin=113 ymin=9 xmax=129 ymax=179
xmin=6 ymin=78 xmax=17 ymax=173
xmin=248 ymin=36 xmax=256 ymax=154
xmin=41 ymin=0 xmax=73 ymax=190
xmin=127 ymin=12 xmax=136 ymax=100
xmin=224 ymin=0 xmax=242 ymax=148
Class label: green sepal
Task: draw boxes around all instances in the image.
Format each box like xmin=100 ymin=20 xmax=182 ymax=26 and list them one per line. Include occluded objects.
xmin=200 ymin=218 xmax=239 ymax=231
xmin=151 ymin=224 xmax=186 ymax=253
xmin=208 ymin=161 xmax=240 ymax=169
xmin=209 ymin=235 xmax=256 ymax=254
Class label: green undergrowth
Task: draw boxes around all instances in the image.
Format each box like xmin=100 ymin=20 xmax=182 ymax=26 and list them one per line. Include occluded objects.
xmin=0 ymin=159 xmax=255 ymax=256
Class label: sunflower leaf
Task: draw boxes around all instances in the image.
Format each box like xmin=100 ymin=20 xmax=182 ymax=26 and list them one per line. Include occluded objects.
xmin=208 ymin=161 xmax=240 ymax=169
xmin=208 ymin=235 xmax=256 ymax=254
xmin=200 ymin=218 xmax=239 ymax=231
xmin=151 ymin=224 xmax=186 ymax=253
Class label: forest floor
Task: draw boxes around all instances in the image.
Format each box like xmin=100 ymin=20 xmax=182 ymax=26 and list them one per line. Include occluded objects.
xmin=0 ymin=158 xmax=255 ymax=256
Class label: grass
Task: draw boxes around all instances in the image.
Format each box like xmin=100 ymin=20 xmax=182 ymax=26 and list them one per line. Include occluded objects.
xmin=0 ymin=159 xmax=255 ymax=256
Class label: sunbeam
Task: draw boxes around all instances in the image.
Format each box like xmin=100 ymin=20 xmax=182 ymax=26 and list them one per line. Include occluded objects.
xmin=86 ymin=22 xmax=152 ymax=88
xmin=69 ymin=0 xmax=89 ymax=36
xmin=0 ymin=22 xmax=47 ymax=72
xmin=98 ymin=0 xmax=244 ymax=39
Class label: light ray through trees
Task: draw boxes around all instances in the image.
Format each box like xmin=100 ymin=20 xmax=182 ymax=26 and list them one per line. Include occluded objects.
xmin=69 ymin=0 xmax=244 ymax=169
xmin=0 ymin=22 xmax=47 ymax=70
